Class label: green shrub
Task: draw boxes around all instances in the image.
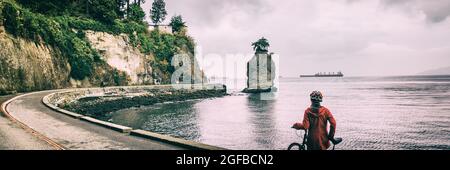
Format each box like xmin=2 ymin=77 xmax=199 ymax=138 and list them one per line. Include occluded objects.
xmin=17 ymin=0 xmax=121 ymax=24
xmin=169 ymin=15 xmax=186 ymax=33
xmin=67 ymin=37 xmax=97 ymax=79
xmin=2 ymin=2 xmax=98 ymax=79
xmin=56 ymin=16 xmax=146 ymax=35
xmin=128 ymin=3 xmax=145 ymax=23
xmin=112 ymin=69 xmax=128 ymax=85
xmin=0 ymin=0 xmax=5 ymax=25
xmin=16 ymin=0 xmax=70 ymax=16
xmin=90 ymin=0 xmax=119 ymax=24
xmin=2 ymin=2 xmax=22 ymax=36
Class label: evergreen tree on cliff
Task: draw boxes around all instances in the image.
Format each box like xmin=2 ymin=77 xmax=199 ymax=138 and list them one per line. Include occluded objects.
xmin=150 ymin=0 xmax=167 ymax=25
xmin=90 ymin=0 xmax=119 ymax=23
xmin=128 ymin=3 xmax=146 ymax=22
xmin=169 ymin=15 xmax=186 ymax=33
xmin=252 ymin=37 xmax=270 ymax=54
xmin=117 ymin=0 xmax=127 ymax=18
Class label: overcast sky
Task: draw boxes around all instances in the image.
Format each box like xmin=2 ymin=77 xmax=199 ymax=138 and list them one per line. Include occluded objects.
xmin=143 ymin=0 xmax=450 ymax=77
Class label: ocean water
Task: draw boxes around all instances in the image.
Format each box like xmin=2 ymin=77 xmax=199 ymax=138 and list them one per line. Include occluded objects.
xmin=109 ymin=75 xmax=450 ymax=150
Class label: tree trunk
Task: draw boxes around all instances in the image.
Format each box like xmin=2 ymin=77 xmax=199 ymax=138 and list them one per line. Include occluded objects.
xmin=86 ymin=0 xmax=89 ymax=16
xmin=126 ymin=0 xmax=130 ymax=17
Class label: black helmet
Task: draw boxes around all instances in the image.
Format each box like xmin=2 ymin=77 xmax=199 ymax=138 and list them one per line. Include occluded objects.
xmin=310 ymin=91 xmax=323 ymax=102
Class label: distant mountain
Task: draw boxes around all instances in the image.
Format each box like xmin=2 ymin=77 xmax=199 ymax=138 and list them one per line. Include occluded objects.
xmin=418 ymin=66 xmax=450 ymax=75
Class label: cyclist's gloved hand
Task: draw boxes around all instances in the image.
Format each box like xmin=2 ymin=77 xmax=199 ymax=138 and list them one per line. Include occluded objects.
xmin=292 ymin=123 xmax=304 ymax=130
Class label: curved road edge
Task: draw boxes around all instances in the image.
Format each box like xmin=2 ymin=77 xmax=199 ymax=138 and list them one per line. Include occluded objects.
xmin=1 ymin=91 xmax=66 ymax=150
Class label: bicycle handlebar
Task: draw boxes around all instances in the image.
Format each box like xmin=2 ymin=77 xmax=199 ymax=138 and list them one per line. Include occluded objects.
xmin=292 ymin=128 xmax=343 ymax=146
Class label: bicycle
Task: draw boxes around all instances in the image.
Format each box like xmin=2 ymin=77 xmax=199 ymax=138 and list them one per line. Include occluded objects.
xmin=287 ymin=128 xmax=343 ymax=150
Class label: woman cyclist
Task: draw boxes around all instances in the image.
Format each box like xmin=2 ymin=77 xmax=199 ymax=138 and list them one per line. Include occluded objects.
xmin=292 ymin=91 xmax=337 ymax=150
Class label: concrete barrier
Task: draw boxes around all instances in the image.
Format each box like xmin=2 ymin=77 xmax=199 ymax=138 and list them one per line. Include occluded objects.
xmin=42 ymin=95 xmax=84 ymax=119
xmin=131 ymin=129 xmax=227 ymax=150
xmin=80 ymin=116 xmax=132 ymax=134
xmin=43 ymin=88 xmax=133 ymax=134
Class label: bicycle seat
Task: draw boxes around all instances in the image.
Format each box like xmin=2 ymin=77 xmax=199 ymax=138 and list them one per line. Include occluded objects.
xmin=331 ymin=137 xmax=342 ymax=145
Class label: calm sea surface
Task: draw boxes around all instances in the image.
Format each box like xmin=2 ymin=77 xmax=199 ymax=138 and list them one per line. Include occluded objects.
xmin=108 ymin=75 xmax=450 ymax=150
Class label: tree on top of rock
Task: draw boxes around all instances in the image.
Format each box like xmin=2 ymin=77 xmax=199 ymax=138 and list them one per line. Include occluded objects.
xmin=150 ymin=0 xmax=167 ymax=25
xmin=252 ymin=37 xmax=270 ymax=54
xmin=169 ymin=15 xmax=186 ymax=33
xmin=128 ymin=3 xmax=146 ymax=23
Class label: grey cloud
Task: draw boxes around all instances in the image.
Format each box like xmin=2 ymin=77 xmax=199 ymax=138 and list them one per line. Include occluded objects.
xmin=380 ymin=0 xmax=411 ymax=5
xmin=380 ymin=0 xmax=450 ymax=23
xmin=420 ymin=1 xmax=450 ymax=23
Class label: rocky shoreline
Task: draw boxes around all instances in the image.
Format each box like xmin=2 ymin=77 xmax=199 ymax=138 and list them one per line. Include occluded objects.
xmin=57 ymin=85 xmax=226 ymax=121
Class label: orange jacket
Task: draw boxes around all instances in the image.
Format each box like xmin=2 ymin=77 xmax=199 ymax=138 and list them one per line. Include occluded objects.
xmin=294 ymin=106 xmax=336 ymax=150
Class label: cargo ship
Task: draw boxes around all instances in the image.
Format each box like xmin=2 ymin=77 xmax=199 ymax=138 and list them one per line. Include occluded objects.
xmin=300 ymin=71 xmax=344 ymax=77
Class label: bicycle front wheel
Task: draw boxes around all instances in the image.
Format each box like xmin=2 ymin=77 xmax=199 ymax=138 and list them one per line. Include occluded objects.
xmin=287 ymin=143 xmax=305 ymax=150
